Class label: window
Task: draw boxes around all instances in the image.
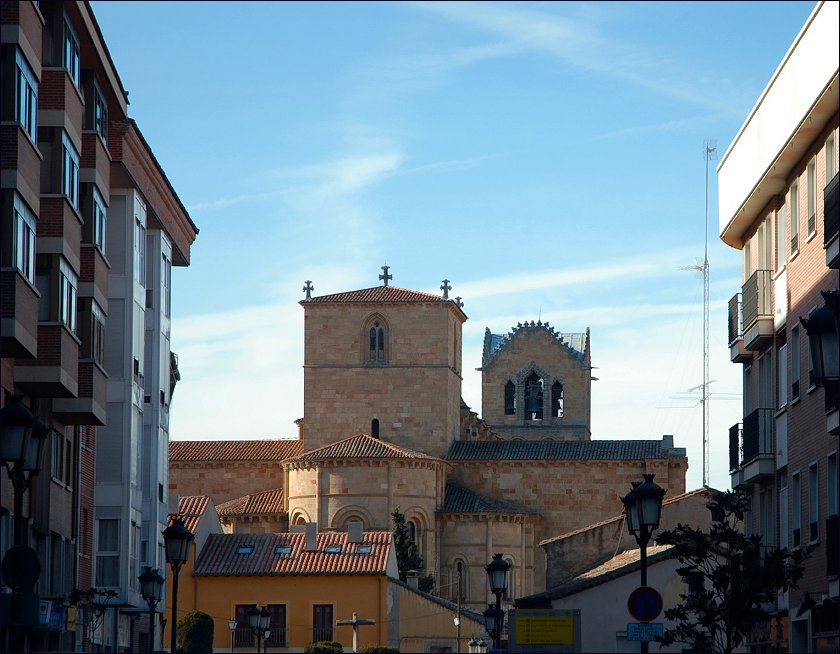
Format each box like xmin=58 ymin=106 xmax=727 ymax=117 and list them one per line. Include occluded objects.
xmin=779 ymin=472 xmax=788 ymax=550
xmin=827 ymin=132 xmax=837 ymax=182
xmin=92 ymin=81 xmax=108 ymax=143
xmin=524 ymin=371 xmax=543 ymax=420
xmin=324 ymin=544 xmax=342 ymax=554
xmin=134 ymin=218 xmax=146 ymax=284
xmin=504 ymin=381 xmax=515 ymax=415
xmin=13 ymin=193 xmax=36 ymax=283
xmin=274 ymin=544 xmax=292 ymax=555
xmin=161 ymin=254 xmax=171 ymax=317
xmin=368 ymin=321 xmax=385 ymax=362
xmin=792 ymin=472 xmax=801 ymax=548
xmin=809 ymin=463 xmax=819 ymax=542
xmin=776 ymin=203 xmax=786 ymax=269
xmin=266 ymin=605 xmax=287 ymax=648
xmin=89 ymin=300 xmax=106 ymax=365
xmin=59 ymin=257 xmax=77 ymax=333
xmin=61 ymin=131 xmax=79 ymax=209
xmin=552 ymin=381 xmax=564 ymax=417
xmin=759 ymin=486 xmax=774 ymax=549
xmin=791 ymin=325 xmax=800 ymax=401
xmin=806 ymin=157 xmax=816 ymax=237
xmin=95 ymin=518 xmax=119 ymax=586
xmin=371 ymin=418 xmax=379 ymax=439
xmin=313 ymin=605 xmax=333 ymax=642
xmin=235 ymin=545 xmax=254 ymax=555
xmin=757 ymin=214 xmax=773 ymax=272
xmin=452 ymin=560 xmax=468 ymax=601
xmin=806 ymin=309 xmax=817 ymax=389
xmin=234 ymin=604 xmax=257 ymax=648
xmin=92 ymin=186 xmax=107 ymax=254
xmin=15 ymin=48 xmax=38 ymax=140
xmin=744 ymin=241 xmax=752 ymax=278
xmin=407 ymin=520 xmax=417 ymax=544
xmin=63 ymin=17 xmax=80 ymax=87
xmin=777 ymin=344 xmax=787 ymax=409
xmin=789 ymin=181 xmax=799 ymax=255
xmin=829 ymin=453 xmax=838 ymax=518
xmin=51 ymin=430 xmax=72 ymax=485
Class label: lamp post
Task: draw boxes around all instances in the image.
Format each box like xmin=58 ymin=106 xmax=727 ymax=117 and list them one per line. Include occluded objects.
xmin=163 ymin=518 xmax=194 ymax=653
xmin=455 ymin=561 xmax=462 ymax=652
xmin=621 ymin=473 xmax=666 ymax=654
xmin=247 ymin=606 xmax=271 ymax=653
xmin=483 ymin=553 xmax=510 ymax=650
xmin=228 ymin=617 xmax=237 ymax=653
xmin=138 ymin=566 xmax=164 ymax=653
xmin=1 ymin=397 xmax=51 ymax=651
xmin=801 ymin=289 xmax=840 ymax=411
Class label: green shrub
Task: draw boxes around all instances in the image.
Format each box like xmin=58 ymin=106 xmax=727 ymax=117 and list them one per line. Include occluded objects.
xmin=304 ymin=641 xmax=345 ymax=654
xmin=176 ymin=610 xmax=214 ymax=653
xmin=359 ymin=646 xmax=400 ymax=653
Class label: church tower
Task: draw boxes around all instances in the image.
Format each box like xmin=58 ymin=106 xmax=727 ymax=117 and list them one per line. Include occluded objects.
xmin=299 ymin=271 xmax=467 ymax=457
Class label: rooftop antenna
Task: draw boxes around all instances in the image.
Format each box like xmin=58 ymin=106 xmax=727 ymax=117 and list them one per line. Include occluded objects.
xmin=680 ymin=140 xmax=716 ymax=486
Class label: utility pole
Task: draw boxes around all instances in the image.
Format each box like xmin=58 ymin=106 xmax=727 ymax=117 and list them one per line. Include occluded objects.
xmin=456 ymin=562 xmax=463 ymax=652
xmin=702 ymin=140 xmax=716 ymax=487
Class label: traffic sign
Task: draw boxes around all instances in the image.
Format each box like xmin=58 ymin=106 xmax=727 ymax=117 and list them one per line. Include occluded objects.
xmin=627 ymin=586 xmax=663 ymax=622
xmin=627 ymin=622 xmax=664 ymax=642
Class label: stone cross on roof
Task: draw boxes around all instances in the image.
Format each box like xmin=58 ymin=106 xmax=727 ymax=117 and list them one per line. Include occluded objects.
xmin=440 ymin=279 xmax=451 ymax=299
xmin=379 ymin=265 xmax=392 ymax=286
xmin=455 ymin=296 xmax=464 ymax=308
xmin=303 ymin=280 xmax=314 ymax=300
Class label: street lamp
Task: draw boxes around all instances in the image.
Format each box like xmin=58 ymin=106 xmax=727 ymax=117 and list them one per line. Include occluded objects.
xmin=484 ymin=553 xmax=510 ymax=650
xmin=138 ymin=566 xmax=164 ymax=653
xmin=228 ymin=617 xmax=237 ymax=653
xmin=801 ymin=290 xmax=840 ymax=411
xmin=1 ymin=397 xmax=51 ymax=649
xmin=247 ymin=606 xmax=271 ymax=653
xmin=163 ymin=517 xmax=194 ymax=653
xmin=621 ymin=473 xmax=666 ymax=654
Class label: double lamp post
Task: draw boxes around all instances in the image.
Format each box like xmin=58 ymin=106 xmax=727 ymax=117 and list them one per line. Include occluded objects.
xmin=482 ymin=553 xmax=511 ymax=651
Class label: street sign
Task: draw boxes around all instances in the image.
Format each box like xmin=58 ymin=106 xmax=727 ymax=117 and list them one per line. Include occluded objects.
xmin=509 ymin=609 xmax=581 ymax=653
xmin=627 ymin=586 xmax=663 ymax=622
xmin=627 ymin=622 xmax=664 ymax=642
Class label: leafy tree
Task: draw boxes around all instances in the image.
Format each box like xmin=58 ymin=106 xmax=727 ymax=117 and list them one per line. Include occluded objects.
xmin=391 ymin=508 xmax=435 ymax=593
xmin=177 ymin=610 xmax=214 ymax=653
xmin=655 ymin=490 xmax=809 ymax=654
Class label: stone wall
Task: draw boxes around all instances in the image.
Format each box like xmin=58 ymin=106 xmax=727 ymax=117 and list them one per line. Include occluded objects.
xmin=169 ymin=460 xmax=284 ymax=504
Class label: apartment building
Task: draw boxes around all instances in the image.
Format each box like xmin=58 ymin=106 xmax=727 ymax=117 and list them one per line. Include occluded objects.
xmin=719 ymin=2 xmax=839 ymax=652
xmin=1 ymin=2 xmax=197 ymax=651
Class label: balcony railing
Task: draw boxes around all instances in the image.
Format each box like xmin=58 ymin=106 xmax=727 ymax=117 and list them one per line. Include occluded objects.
xmin=231 ymin=626 xmax=287 ymax=649
xmin=742 ymin=270 xmax=773 ymax=331
xmin=728 ymin=294 xmax=743 ymax=345
xmin=729 ymin=423 xmax=743 ymax=472
xmin=313 ymin=626 xmax=333 ymax=642
xmin=742 ymin=408 xmax=774 ymax=463
xmin=827 ymin=515 xmax=838 ymax=577
xmin=825 ymin=171 xmax=838 ymax=246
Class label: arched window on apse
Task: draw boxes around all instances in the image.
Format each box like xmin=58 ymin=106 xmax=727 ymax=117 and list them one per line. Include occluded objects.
xmin=371 ymin=419 xmax=380 ymax=439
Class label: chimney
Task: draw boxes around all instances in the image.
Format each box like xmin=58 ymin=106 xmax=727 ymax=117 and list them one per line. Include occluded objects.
xmin=304 ymin=522 xmax=318 ymax=551
xmin=407 ymin=570 xmax=419 ymax=590
xmin=347 ymin=521 xmax=363 ymax=543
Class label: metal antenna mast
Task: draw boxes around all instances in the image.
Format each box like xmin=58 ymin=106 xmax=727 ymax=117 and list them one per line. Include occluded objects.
xmin=701 ymin=140 xmax=717 ymax=487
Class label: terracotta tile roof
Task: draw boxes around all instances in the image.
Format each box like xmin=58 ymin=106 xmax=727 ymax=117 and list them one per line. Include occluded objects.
xmin=446 ymin=439 xmax=684 ymax=461
xmin=217 ymin=489 xmax=286 ymax=517
xmin=301 ymin=285 xmax=450 ymax=304
xmin=194 ymin=531 xmax=392 ymax=576
xmin=441 ymin=482 xmax=538 ymax=515
xmin=171 ymin=496 xmax=210 ymax=533
xmin=516 ymin=544 xmax=676 ymax=607
xmin=285 ymin=433 xmax=440 ymax=463
xmin=169 ymin=439 xmax=303 ymax=462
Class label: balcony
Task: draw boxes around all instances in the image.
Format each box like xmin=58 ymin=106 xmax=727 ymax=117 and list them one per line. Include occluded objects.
xmin=742 ymin=270 xmax=774 ymax=350
xmin=828 ymin=515 xmax=838 ymax=577
xmin=39 ymin=68 xmax=84 ymax=134
xmin=825 ymin=171 xmax=839 ymax=269
xmin=729 ymin=423 xmax=750 ymax=489
xmin=0 ymin=269 xmax=39 ymax=358
xmin=14 ymin=324 xmax=79 ymax=397
xmin=52 ymin=361 xmax=107 ymax=425
xmin=0 ymin=124 xmax=42 ymax=209
xmin=741 ymin=408 xmax=775 ymax=483
xmin=728 ymin=293 xmax=751 ymax=362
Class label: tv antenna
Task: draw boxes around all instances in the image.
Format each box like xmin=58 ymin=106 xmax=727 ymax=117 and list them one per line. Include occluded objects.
xmin=681 ymin=140 xmax=716 ymax=486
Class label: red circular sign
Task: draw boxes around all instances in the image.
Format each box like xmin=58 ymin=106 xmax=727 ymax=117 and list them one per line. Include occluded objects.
xmin=628 ymin=586 xmax=663 ymax=622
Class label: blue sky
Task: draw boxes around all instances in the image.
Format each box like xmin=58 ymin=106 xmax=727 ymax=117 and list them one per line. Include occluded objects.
xmin=91 ymin=1 xmax=817 ymax=492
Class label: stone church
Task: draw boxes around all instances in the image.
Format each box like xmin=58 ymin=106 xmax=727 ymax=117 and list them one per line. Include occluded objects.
xmin=169 ymin=271 xmax=687 ymax=610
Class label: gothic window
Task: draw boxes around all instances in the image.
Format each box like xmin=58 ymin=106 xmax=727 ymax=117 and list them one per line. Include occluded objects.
xmin=367 ymin=320 xmax=386 ymax=362
xmin=524 ymin=372 xmax=543 ymax=420
xmin=504 ymin=381 xmax=516 ymax=415
xmin=552 ymin=381 xmax=564 ymax=417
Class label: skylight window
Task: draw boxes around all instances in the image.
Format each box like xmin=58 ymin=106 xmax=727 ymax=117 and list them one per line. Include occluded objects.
xmin=324 ymin=544 xmax=342 ymax=554
xmin=236 ymin=545 xmax=254 ymax=555
xmin=356 ymin=543 xmax=372 ymax=554
xmin=275 ymin=544 xmax=292 ymax=555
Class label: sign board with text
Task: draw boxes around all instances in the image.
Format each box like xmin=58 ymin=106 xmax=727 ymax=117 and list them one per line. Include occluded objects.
xmin=627 ymin=622 xmax=664 ymax=642
xmin=509 ymin=608 xmax=581 ymax=653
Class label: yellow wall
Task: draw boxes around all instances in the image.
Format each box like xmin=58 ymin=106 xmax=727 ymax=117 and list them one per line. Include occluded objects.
xmin=166 ymin=564 xmax=393 ymax=651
